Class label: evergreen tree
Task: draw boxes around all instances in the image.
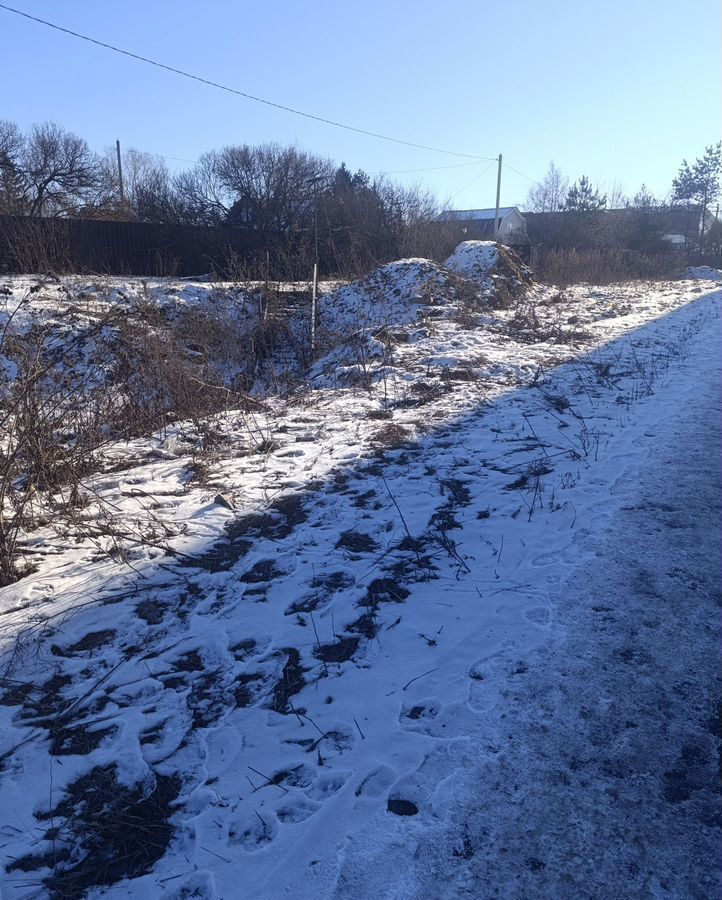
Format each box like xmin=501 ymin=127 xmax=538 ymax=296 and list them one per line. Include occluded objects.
xmin=330 ymin=163 xmax=371 ymax=196
xmin=630 ymin=184 xmax=656 ymax=209
xmin=623 ymin=185 xmax=665 ymax=252
xmin=331 ymin=162 xmax=354 ymax=194
xmin=671 ymin=143 xmax=721 ymax=247
xmin=564 ymin=175 xmax=606 ymax=211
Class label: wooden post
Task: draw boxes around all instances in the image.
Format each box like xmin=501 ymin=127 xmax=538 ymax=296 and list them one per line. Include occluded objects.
xmin=116 ymin=140 xmax=124 ymax=206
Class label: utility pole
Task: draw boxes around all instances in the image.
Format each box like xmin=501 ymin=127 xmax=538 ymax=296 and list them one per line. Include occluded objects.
xmin=116 ymin=139 xmax=125 ymax=206
xmin=493 ymin=153 xmax=502 ymax=239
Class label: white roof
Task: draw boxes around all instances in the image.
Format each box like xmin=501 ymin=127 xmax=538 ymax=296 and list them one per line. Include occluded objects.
xmin=437 ymin=207 xmax=518 ymax=222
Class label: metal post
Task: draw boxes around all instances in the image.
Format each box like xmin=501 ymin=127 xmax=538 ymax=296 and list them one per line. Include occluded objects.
xmin=116 ymin=139 xmax=124 ymax=205
xmin=493 ymin=153 xmax=502 ymax=239
xmin=311 ymin=262 xmax=318 ymax=356
xmin=312 ymin=185 xmax=320 ymax=356
xmin=314 ymin=203 xmax=319 ymax=267
xmin=306 ymin=173 xmax=326 ymax=357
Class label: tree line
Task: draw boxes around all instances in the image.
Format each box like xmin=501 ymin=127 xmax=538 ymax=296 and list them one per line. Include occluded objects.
xmin=524 ymin=145 xmax=721 ymax=253
xmin=1 ymin=119 xmax=720 ymax=272
xmin=0 ymin=120 xmax=447 ymax=276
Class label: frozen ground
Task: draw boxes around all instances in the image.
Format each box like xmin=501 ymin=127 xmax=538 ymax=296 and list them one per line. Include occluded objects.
xmin=0 ymin=265 xmax=720 ymax=899
xmin=330 ymin=299 xmax=722 ymax=900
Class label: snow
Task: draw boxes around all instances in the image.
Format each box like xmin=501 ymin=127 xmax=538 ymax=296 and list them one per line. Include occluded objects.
xmin=317 ymin=259 xmax=452 ymax=344
xmin=685 ymin=264 xmax=722 ymax=281
xmin=0 ymin=265 xmax=720 ymax=899
xmin=443 ymin=239 xmax=500 ymax=278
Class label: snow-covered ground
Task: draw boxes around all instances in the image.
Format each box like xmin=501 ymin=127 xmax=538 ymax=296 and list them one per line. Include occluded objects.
xmin=0 ymin=261 xmax=719 ymax=899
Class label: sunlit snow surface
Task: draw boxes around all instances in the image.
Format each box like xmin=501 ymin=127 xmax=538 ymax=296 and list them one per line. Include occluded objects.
xmin=0 ymin=266 xmax=720 ymax=899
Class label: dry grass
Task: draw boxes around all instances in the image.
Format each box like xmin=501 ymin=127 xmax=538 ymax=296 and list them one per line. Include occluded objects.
xmin=371 ymin=423 xmax=413 ymax=448
xmin=535 ymin=248 xmax=679 ymax=286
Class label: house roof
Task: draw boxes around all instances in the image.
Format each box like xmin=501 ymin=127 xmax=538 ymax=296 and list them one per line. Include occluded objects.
xmin=524 ymin=205 xmax=710 ymax=235
xmin=437 ymin=206 xmax=518 ymax=222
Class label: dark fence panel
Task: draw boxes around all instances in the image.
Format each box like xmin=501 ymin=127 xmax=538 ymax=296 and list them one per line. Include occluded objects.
xmin=0 ymin=215 xmax=266 ymax=276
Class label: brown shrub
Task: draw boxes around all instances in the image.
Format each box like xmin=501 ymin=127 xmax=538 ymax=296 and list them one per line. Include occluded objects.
xmin=535 ymin=248 xmax=679 ymax=286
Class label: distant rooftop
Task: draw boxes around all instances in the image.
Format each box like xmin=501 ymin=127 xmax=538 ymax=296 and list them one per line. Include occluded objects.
xmin=437 ymin=207 xmax=518 ymax=222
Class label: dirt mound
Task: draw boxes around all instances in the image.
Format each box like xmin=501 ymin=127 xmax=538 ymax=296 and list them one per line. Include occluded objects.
xmin=316 ymin=245 xmax=533 ymax=364
xmin=318 ymin=258 xmax=453 ymax=342
xmin=444 ymin=240 xmax=533 ymax=307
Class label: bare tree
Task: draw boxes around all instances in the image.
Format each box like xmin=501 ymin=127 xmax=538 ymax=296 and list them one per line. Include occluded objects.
xmin=174 ymin=151 xmax=230 ymax=225
xmin=218 ymin=143 xmax=334 ymax=236
xmin=21 ymin=122 xmax=106 ymax=216
xmin=1 ymin=118 xmax=454 ymax=276
xmin=393 ymin=181 xmax=442 ymax=260
xmin=605 ymin=179 xmax=628 ymax=209
xmin=117 ymin=149 xmax=183 ymax=222
xmin=0 ymin=120 xmax=27 ymax=214
xmin=524 ymin=161 xmax=569 ymax=212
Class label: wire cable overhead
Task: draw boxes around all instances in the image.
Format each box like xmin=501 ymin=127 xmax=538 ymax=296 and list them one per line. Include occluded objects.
xmin=0 ymin=3 xmax=496 ymax=162
xmin=448 ymin=160 xmax=497 ymax=201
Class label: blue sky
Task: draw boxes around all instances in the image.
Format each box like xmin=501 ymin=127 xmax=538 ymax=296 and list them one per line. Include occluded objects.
xmin=1 ymin=0 xmax=720 ymax=209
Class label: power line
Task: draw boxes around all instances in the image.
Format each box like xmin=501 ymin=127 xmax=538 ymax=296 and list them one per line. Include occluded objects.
xmin=122 ymin=151 xmax=492 ymax=174
xmin=448 ymin=160 xmax=496 ymax=201
xmin=372 ymin=160 xmax=489 ymax=176
xmin=503 ymin=160 xmax=538 ymax=184
xmin=126 ymin=148 xmax=196 ymax=165
xmin=0 ymin=3 xmax=497 ymax=162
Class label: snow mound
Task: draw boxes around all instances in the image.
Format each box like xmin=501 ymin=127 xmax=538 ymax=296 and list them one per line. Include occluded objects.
xmin=318 ymin=258 xmax=452 ymax=340
xmin=444 ymin=240 xmax=500 ymax=278
xmin=444 ymin=241 xmax=533 ymax=306
xmin=684 ymin=265 xmax=722 ymax=281
xmin=318 ymin=244 xmax=534 ymax=352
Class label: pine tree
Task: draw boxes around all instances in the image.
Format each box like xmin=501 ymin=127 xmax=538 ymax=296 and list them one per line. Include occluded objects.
xmin=671 ymin=160 xmax=696 ymax=205
xmin=332 ymin=163 xmax=354 ymax=195
xmin=564 ymin=176 xmax=606 ymax=211
xmin=631 ymin=184 xmax=656 ymax=209
xmin=671 ymin=143 xmax=721 ymax=248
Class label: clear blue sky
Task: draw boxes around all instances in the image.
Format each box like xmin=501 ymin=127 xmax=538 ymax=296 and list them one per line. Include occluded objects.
xmin=1 ymin=0 xmax=720 ymax=209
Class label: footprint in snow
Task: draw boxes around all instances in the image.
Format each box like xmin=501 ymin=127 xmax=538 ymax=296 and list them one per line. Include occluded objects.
xmin=530 ymin=549 xmax=568 ymax=568
xmin=400 ymin=698 xmax=481 ymax=739
xmin=523 ymin=606 xmax=551 ymax=626
xmin=383 ymin=749 xmax=458 ymax=819
xmin=354 ymin=764 xmax=396 ymax=799
xmin=467 ymin=654 xmax=512 ymax=712
xmin=229 ymin=764 xmax=351 ymax=848
xmin=160 ymin=871 xmax=216 ymax=899
xmin=229 ymin=810 xmax=278 ymax=851
xmin=305 ymin=769 xmax=350 ymax=801
xmin=275 ymin=795 xmax=321 ymax=823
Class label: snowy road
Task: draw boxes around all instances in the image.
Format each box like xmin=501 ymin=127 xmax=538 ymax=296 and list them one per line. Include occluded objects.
xmin=333 ymin=303 xmax=721 ymax=898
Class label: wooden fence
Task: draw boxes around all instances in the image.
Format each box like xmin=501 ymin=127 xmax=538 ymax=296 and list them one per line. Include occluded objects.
xmin=0 ymin=215 xmax=265 ymax=276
